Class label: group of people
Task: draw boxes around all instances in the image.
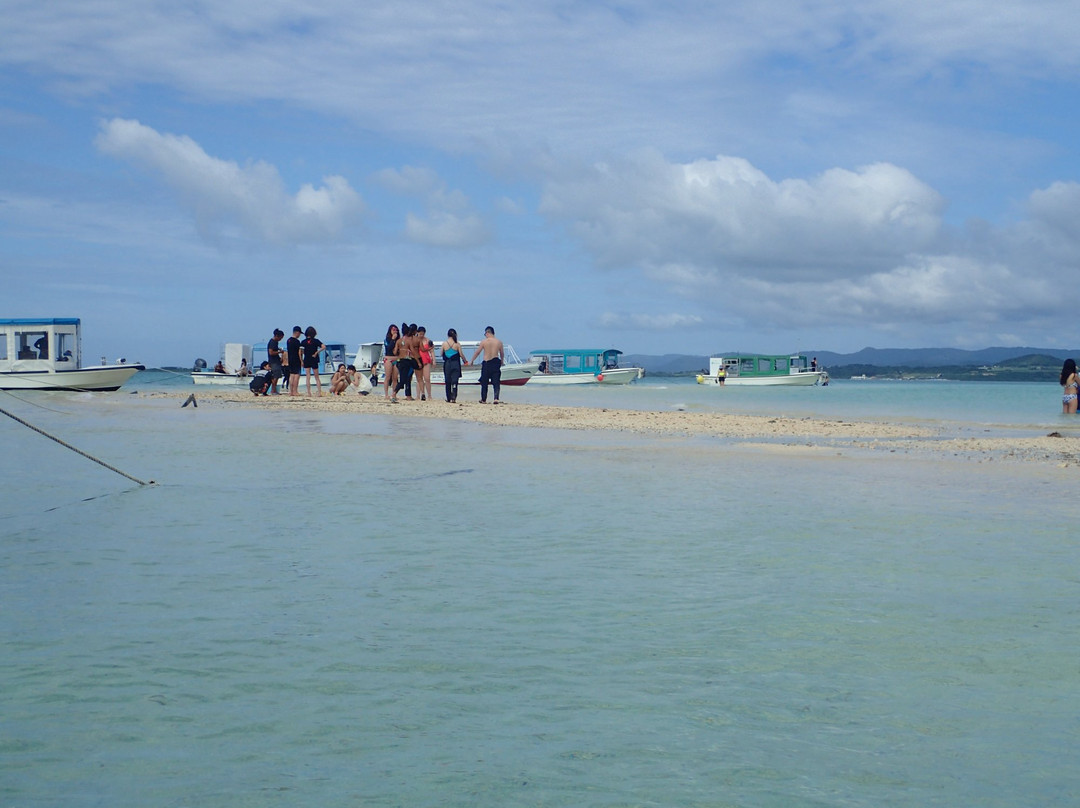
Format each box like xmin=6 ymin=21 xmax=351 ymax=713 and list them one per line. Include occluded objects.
xmin=251 ymin=323 xmax=506 ymax=403
xmin=381 ymin=323 xmax=504 ymax=404
xmin=256 ymin=325 xmax=336 ymax=397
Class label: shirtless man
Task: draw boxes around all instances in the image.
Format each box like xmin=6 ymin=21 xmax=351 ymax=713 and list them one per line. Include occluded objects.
xmin=470 ymin=326 xmax=504 ymax=404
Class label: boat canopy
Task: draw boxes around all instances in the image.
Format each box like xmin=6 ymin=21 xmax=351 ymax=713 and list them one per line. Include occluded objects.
xmin=0 ymin=318 xmax=82 ymax=370
xmin=527 ymin=348 xmax=623 ymax=374
xmin=710 ymin=354 xmax=812 ymax=377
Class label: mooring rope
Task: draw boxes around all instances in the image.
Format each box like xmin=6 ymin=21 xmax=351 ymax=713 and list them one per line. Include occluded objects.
xmin=0 ymin=405 xmax=154 ymax=486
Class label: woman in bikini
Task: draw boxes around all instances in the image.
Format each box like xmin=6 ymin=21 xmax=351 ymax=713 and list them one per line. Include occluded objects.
xmin=382 ymin=323 xmax=400 ymax=401
xmin=1061 ymin=358 xmax=1079 ymax=414
xmin=417 ymin=326 xmax=434 ymax=401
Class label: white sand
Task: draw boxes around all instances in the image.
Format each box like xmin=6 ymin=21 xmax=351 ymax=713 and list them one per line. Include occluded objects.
xmin=148 ymin=388 xmax=1080 ymax=467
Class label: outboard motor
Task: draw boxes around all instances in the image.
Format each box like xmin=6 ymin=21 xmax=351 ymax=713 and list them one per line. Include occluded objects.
xmin=193 ymin=358 xmax=207 ymax=371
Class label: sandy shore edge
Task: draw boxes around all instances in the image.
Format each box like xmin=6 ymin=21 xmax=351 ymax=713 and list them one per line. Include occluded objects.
xmin=145 ymin=388 xmax=1080 ymax=467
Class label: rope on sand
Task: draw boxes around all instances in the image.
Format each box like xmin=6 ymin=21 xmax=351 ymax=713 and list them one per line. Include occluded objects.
xmin=0 ymin=405 xmax=154 ymax=486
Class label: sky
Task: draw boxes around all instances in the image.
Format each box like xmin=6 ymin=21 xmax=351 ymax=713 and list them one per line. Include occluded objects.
xmin=2 ymin=0 xmax=1079 ymax=365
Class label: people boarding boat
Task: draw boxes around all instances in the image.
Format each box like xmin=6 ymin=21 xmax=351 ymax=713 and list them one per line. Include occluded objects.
xmin=0 ymin=318 xmax=143 ymax=391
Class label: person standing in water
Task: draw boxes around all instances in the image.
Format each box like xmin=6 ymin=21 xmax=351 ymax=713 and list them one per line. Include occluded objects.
xmin=1061 ymin=358 xmax=1079 ymax=414
xmin=470 ymin=326 xmax=504 ymax=404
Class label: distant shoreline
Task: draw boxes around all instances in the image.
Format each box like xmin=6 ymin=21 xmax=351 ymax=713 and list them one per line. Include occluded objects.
xmin=143 ymin=388 xmax=1080 ymax=468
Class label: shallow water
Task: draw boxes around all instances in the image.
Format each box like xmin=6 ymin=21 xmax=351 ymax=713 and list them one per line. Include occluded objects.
xmin=131 ymin=369 xmax=1074 ymax=431
xmin=1 ymin=392 xmax=1077 ymax=806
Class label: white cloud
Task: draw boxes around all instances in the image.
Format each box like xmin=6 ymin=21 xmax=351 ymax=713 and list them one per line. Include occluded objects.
xmin=539 ymin=152 xmax=1080 ymax=338
xmin=94 ymin=118 xmax=363 ymax=244
xmin=540 ymin=152 xmax=945 ymax=281
xmin=376 ymin=163 xmax=491 ymax=248
xmin=404 ymin=210 xmax=489 ymax=249
xmin=598 ymin=312 xmax=704 ymax=330
xmin=7 ymin=0 xmax=1078 ymax=155
xmin=372 ymin=165 xmax=441 ymax=196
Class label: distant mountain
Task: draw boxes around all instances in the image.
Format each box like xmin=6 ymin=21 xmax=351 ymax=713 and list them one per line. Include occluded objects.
xmin=808 ymin=346 xmax=1078 ymax=368
xmin=621 ymin=353 xmax=709 ymax=374
xmin=622 ymin=347 xmax=1080 ymax=374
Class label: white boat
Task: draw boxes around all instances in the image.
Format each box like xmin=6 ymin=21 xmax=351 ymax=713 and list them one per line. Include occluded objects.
xmin=526 ymin=348 xmax=642 ymax=385
xmin=0 ymin=318 xmax=143 ymax=391
xmin=430 ymin=342 xmax=539 ymax=387
xmin=696 ymin=354 xmax=827 ymax=386
xmin=192 ymin=342 xmax=347 ymax=385
xmin=356 ymin=341 xmax=540 ymax=387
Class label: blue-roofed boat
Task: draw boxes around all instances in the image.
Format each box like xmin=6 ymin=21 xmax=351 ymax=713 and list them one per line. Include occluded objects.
xmin=526 ymin=348 xmax=642 ymax=385
xmin=0 ymin=318 xmax=143 ymax=391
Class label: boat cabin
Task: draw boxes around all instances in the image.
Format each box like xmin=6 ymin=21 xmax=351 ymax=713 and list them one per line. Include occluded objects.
xmin=528 ymin=348 xmax=623 ymax=376
xmin=0 ymin=318 xmax=82 ymax=372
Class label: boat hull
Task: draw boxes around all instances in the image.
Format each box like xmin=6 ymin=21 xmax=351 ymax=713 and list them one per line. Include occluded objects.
xmin=0 ymin=364 xmax=144 ymax=391
xmin=192 ymin=372 xmax=250 ymax=386
xmin=529 ymin=367 xmax=641 ymax=385
xmin=430 ymin=361 xmax=538 ymax=387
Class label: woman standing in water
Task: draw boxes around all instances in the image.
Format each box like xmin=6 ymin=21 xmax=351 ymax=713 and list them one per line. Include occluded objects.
xmin=441 ymin=328 xmax=466 ymax=403
xmin=1061 ymin=358 xmax=1079 ymax=414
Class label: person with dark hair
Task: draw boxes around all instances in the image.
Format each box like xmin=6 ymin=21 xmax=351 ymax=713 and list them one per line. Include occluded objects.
xmin=249 ymin=361 xmax=273 ymax=396
xmin=301 ymin=326 xmax=326 ymax=396
xmin=286 ymin=326 xmax=303 ymax=396
xmin=417 ymin=326 xmax=434 ymax=401
xmin=267 ymin=328 xmax=285 ymax=394
xmin=441 ymin=328 xmax=466 ymax=403
xmin=470 ymin=326 xmax=504 ymax=404
xmin=1061 ymin=359 xmax=1079 ymax=414
xmin=383 ymin=323 xmax=400 ymax=401
xmin=395 ymin=323 xmax=419 ymax=400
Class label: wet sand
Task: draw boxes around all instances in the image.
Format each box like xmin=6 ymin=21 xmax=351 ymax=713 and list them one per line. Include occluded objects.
xmin=147 ymin=388 xmax=1080 ymax=467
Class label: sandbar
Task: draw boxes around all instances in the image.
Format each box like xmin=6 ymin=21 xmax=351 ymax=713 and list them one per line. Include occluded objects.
xmin=144 ymin=388 xmax=1080 ymax=467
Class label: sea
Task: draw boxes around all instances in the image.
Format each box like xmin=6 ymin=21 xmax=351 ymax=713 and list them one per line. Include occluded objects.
xmin=2 ymin=372 xmax=1077 ymax=807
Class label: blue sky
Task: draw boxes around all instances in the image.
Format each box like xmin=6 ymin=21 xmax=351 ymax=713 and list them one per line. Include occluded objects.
xmin=2 ymin=0 xmax=1079 ymax=365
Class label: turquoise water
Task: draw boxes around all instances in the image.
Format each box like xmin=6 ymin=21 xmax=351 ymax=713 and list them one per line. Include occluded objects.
xmin=2 ymin=387 xmax=1077 ymax=806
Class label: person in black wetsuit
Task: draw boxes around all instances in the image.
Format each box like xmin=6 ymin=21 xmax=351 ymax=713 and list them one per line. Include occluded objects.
xmin=267 ymin=328 xmax=284 ymax=394
xmin=286 ymin=326 xmax=303 ymax=396
xmin=300 ymin=326 xmax=326 ymax=396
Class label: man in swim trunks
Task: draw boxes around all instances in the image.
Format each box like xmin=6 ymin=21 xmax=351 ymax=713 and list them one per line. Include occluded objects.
xmin=470 ymin=326 xmax=504 ymax=404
